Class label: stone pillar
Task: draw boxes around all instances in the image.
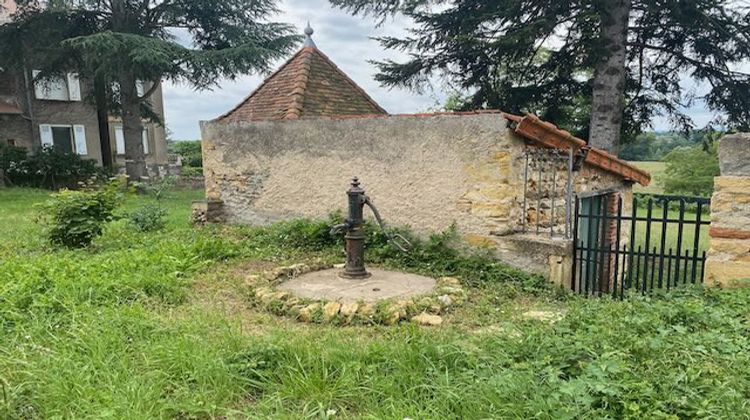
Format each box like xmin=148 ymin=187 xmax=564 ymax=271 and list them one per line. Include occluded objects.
xmin=705 ymin=133 xmax=750 ymax=287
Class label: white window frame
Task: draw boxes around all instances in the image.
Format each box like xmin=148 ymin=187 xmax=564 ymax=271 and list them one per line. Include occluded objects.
xmin=113 ymin=124 xmax=149 ymax=155
xmin=38 ymin=124 xmax=88 ymax=155
xmin=32 ymin=70 xmax=82 ymax=101
xmin=114 ymin=124 xmax=125 ymax=155
xmin=142 ymin=127 xmax=149 ymax=155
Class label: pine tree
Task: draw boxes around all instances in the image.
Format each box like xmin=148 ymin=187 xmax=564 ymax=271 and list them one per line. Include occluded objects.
xmin=330 ymin=0 xmax=750 ymax=154
xmin=1 ymin=0 xmax=299 ymax=180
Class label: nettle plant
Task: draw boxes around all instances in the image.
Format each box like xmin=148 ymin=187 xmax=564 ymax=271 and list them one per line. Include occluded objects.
xmin=37 ymin=180 xmax=123 ymax=248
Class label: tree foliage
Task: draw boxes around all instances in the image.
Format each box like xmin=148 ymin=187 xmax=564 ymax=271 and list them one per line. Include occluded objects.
xmin=620 ymin=131 xmax=695 ymax=161
xmin=660 ymin=142 xmax=720 ymax=197
xmin=169 ymin=140 xmax=202 ymax=168
xmin=1 ymin=0 xmax=300 ymax=180
xmin=331 ymin=0 xmax=750 ymax=141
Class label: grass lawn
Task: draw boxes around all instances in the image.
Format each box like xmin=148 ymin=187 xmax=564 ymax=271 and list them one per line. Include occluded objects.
xmin=629 ymin=161 xmax=666 ymax=194
xmin=633 ymin=205 xmax=711 ymax=254
xmin=2 ymin=187 xmax=750 ymax=418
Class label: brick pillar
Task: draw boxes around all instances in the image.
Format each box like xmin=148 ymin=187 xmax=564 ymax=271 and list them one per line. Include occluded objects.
xmin=705 ymin=134 xmax=750 ymax=287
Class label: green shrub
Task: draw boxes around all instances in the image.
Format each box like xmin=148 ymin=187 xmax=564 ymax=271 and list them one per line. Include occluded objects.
xmin=36 ymin=181 xmax=123 ymax=248
xmin=236 ymin=215 xmax=543 ymax=289
xmin=4 ymin=145 xmax=102 ymax=189
xmin=181 ymin=166 xmax=203 ymax=177
xmin=0 ymin=142 xmax=28 ymax=182
xmin=129 ymin=204 xmax=167 ymax=232
xmin=660 ymin=143 xmax=720 ymax=197
xmin=171 ymin=140 xmax=202 ymax=168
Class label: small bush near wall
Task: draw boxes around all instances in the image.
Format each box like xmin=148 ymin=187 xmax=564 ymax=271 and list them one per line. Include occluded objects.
xmin=236 ymin=215 xmax=546 ymax=290
xmin=1 ymin=144 xmax=102 ymax=190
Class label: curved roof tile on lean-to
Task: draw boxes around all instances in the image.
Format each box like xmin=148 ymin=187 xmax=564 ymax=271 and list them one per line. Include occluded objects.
xmin=216 ymin=24 xmax=387 ymax=122
xmin=503 ymin=112 xmax=651 ymax=186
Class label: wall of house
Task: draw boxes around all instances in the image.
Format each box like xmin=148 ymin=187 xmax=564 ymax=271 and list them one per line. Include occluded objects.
xmin=111 ymin=82 xmax=169 ymax=169
xmin=0 ymin=70 xmax=33 ymax=149
xmin=6 ymin=69 xmax=103 ymax=164
xmin=0 ymin=114 xmax=32 ymax=149
xmin=1 ymin=68 xmax=169 ymax=170
xmin=30 ymin=79 xmax=103 ymax=165
xmin=199 ymin=113 xmax=632 ymax=277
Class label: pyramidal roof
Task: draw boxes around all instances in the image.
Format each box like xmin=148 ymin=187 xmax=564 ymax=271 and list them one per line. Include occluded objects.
xmin=217 ymin=25 xmax=387 ymax=122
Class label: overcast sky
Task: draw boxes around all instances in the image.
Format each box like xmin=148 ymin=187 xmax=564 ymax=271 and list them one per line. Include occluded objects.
xmin=162 ymin=0 xmax=719 ymax=140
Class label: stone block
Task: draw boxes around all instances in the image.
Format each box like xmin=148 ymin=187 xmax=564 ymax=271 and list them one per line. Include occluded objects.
xmin=463 ymin=234 xmax=496 ymax=248
xmin=298 ymin=303 xmax=321 ymax=322
xmin=710 ymin=227 xmax=750 ymax=241
xmin=708 ymin=238 xmax=750 ymax=257
xmin=191 ymin=199 xmax=224 ymax=224
xmin=548 ymin=254 xmax=573 ymax=288
xmin=340 ymin=302 xmax=358 ymax=319
xmin=704 ymin=260 xmax=750 ymax=287
xmin=411 ymin=313 xmax=443 ymax=326
xmin=718 ymin=133 xmax=750 ymax=176
xmin=713 ymin=176 xmax=750 ymax=194
xmin=323 ymin=302 xmax=342 ymax=321
xmin=471 ymin=202 xmax=511 ymax=218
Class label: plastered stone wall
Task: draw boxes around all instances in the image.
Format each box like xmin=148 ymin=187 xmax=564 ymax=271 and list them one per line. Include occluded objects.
xmin=705 ymin=133 xmax=750 ymax=287
xmin=200 ymin=113 xmax=632 ymax=277
xmin=202 ymin=114 xmax=526 ymax=236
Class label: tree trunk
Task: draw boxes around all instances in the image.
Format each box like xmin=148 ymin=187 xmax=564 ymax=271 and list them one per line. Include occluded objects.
xmin=119 ymin=69 xmax=147 ymax=181
xmin=111 ymin=0 xmax=146 ymax=181
xmin=95 ymin=75 xmax=113 ymax=170
xmin=589 ymin=0 xmax=631 ymax=155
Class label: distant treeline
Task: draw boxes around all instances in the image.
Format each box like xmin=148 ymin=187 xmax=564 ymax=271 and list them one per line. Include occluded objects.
xmin=619 ymin=131 xmax=706 ymax=161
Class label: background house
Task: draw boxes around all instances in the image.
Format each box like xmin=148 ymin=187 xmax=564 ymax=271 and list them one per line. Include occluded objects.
xmin=0 ymin=0 xmax=169 ymax=174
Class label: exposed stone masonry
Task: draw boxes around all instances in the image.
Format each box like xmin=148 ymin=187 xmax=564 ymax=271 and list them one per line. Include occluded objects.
xmin=705 ymin=134 xmax=750 ymax=286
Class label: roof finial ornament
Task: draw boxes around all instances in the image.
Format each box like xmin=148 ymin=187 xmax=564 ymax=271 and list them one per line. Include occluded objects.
xmin=303 ymin=21 xmax=316 ymax=48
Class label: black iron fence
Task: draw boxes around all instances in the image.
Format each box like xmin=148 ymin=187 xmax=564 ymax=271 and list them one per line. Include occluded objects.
xmin=572 ymin=193 xmax=711 ymax=298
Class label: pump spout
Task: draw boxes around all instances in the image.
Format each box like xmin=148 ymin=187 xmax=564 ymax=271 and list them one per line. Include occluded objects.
xmin=329 ymin=222 xmax=351 ymax=235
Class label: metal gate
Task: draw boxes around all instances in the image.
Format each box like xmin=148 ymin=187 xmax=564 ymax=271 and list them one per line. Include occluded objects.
xmin=572 ymin=193 xmax=711 ymax=298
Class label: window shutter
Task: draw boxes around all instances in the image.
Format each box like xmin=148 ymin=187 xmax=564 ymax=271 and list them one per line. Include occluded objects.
xmin=115 ymin=125 xmax=125 ymax=154
xmin=33 ymin=70 xmax=45 ymax=99
xmin=67 ymin=73 xmax=81 ymax=101
xmin=142 ymin=127 xmax=149 ymax=154
xmin=39 ymin=124 xmax=53 ymax=147
xmin=73 ymin=125 xmax=87 ymax=155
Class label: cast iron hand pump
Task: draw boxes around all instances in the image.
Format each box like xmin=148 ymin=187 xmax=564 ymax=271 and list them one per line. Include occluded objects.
xmin=330 ymin=177 xmax=411 ymax=279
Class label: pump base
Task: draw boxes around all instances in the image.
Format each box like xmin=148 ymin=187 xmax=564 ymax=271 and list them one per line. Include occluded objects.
xmin=339 ymin=270 xmax=372 ymax=280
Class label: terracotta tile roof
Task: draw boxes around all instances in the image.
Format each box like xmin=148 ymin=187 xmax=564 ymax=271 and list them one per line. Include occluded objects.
xmin=217 ymin=47 xmax=386 ymax=122
xmin=503 ymin=112 xmax=651 ymax=186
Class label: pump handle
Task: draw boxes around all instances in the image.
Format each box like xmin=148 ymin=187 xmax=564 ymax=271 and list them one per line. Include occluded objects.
xmin=364 ymin=197 xmax=412 ymax=253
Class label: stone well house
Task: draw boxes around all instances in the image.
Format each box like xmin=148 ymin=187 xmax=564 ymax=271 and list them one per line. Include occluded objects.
xmin=197 ymin=27 xmax=651 ymax=282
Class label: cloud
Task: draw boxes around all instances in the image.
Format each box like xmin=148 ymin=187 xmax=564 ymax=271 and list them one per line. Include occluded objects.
xmin=163 ymin=0 xmax=443 ymax=140
xmin=162 ymin=0 xmax=725 ymax=140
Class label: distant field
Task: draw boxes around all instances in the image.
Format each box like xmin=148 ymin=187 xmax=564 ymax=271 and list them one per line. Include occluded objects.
xmin=628 ymin=161 xmax=666 ymax=194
